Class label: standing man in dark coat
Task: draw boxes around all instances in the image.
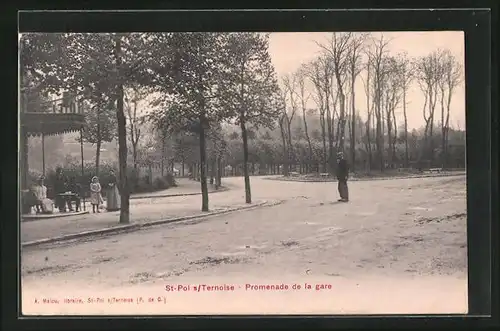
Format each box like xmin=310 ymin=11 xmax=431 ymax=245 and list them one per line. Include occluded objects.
xmin=336 ymin=152 xmax=349 ymax=202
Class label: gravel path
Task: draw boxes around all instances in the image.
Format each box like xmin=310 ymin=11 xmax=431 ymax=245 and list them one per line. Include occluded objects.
xmin=21 ymin=175 xmax=467 ymax=315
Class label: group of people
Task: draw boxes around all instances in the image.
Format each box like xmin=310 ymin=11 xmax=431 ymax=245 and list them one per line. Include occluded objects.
xmin=27 ymin=155 xmax=348 ymax=215
xmin=89 ymin=170 xmax=121 ymax=213
xmin=29 ymin=167 xmax=121 ymax=214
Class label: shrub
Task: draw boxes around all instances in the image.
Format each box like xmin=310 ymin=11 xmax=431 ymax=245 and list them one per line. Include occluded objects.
xmin=35 ymin=161 xmax=179 ymax=196
xmin=134 ymin=176 xmax=152 ymax=193
xmin=153 ymin=177 xmax=169 ymax=190
xmin=128 ymin=168 xmax=140 ymax=191
xmin=164 ymin=173 xmax=177 ymax=187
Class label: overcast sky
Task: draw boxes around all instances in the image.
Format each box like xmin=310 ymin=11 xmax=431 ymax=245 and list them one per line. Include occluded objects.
xmin=20 ymin=32 xmax=465 ymax=131
xmin=267 ymin=32 xmax=465 ymax=130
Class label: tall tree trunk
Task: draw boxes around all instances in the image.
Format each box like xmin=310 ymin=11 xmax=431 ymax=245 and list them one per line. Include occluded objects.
xmin=279 ymin=118 xmax=289 ymax=176
xmin=213 ymin=157 xmax=218 ymax=189
xmin=114 ymin=35 xmax=130 ymax=224
xmin=320 ymin=112 xmax=327 ymax=172
xmin=324 ymin=72 xmax=334 ymax=173
xmin=440 ymin=87 xmax=446 ymax=168
xmin=385 ymin=101 xmax=393 ymax=167
xmin=375 ymin=83 xmax=384 ymax=171
xmin=337 ymin=93 xmax=347 ymax=152
xmin=444 ymin=87 xmax=453 ymax=168
xmin=210 ymin=157 xmax=215 ymax=185
xmin=161 ymin=138 xmax=165 ymax=176
xmin=132 ymin=145 xmax=138 ymax=172
xmin=326 ymin=105 xmax=333 ymax=173
xmin=335 ymin=70 xmax=347 ymax=155
xmin=302 ymin=107 xmax=313 ymax=173
xmin=350 ymin=74 xmax=357 ymax=171
xmin=132 ymin=145 xmax=138 ymax=189
xmin=421 ymin=87 xmax=430 ymax=164
xmin=95 ymin=112 xmax=101 ymax=176
xmin=216 ymin=156 xmax=222 ymax=188
xmin=238 ymin=59 xmax=252 ymax=202
xmin=392 ymin=107 xmax=398 ymax=165
xmin=428 ymin=86 xmax=437 ymax=163
xmin=199 ymin=115 xmax=209 ymax=212
xmin=21 ymin=129 xmax=29 ymax=190
xmin=403 ymin=86 xmax=409 ymax=168
xmin=95 ymin=138 xmax=101 ymax=176
xmin=365 ymin=118 xmax=372 ymax=171
xmin=365 ymin=66 xmax=372 ymax=171
xmin=286 ymin=121 xmax=294 ymax=173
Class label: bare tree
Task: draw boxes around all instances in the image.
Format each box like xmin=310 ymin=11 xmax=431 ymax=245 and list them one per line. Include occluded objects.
xmin=416 ymin=49 xmax=443 ymax=164
xmin=295 ymin=66 xmax=314 ymax=172
xmin=306 ymin=59 xmax=328 ymax=172
xmin=307 ymin=54 xmax=336 ymax=172
xmin=438 ymin=50 xmax=463 ymax=168
xmin=125 ymin=85 xmax=147 ymax=174
xmin=360 ymin=57 xmax=374 ymax=171
xmin=366 ymin=34 xmax=392 ymax=171
xmin=346 ymin=33 xmax=368 ymax=170
xmin=394 ymin=52 xmax=415 ymax=167
xmin=281 ymin=75 xmax=298 ymax=172
xmin=324 ymin=57 xmax=335 ymax=173
xmin=383 ymin=56 xmax=403 ymax=167
xmin=317 ymin=33 xmax=352 ymax=158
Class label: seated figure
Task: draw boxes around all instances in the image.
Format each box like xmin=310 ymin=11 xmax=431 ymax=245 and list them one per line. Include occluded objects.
xmin=21 ymin=189 xmax=38 ymax=214
xmin=32 ymin=176 xmax=53 ymax=214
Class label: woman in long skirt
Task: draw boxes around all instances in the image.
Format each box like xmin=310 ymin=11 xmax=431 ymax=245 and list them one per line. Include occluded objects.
xmin=106 ymin=170 xmax=121 ymax=212
xmin=90 ymin=176 xmax=103 ymax=213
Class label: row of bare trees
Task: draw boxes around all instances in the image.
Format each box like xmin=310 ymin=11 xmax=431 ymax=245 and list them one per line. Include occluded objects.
xmin=276 ymin=33 xmax=463 ymax=175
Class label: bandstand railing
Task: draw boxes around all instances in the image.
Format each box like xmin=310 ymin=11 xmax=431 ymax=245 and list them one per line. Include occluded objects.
xmin=22 ymin=94 xmax=84 ymax=115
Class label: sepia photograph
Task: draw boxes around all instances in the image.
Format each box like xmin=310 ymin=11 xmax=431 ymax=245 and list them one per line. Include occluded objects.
xmin=19 ymin=31 xmax=467 ymax=315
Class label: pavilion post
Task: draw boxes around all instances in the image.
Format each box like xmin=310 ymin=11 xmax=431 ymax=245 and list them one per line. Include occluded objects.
xmin=21 ymin=129 xmax=29 ymax=190
xmin=41 ymin=133 xmax=45 ymax=176
xmin=80 ymin=127 xmax=86 ymax=211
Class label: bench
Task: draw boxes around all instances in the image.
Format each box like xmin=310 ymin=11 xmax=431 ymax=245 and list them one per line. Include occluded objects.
xmin=319 ymin=173 xmax=330 ymax=178
xmin=289 ymin=172 xmax=300 ymax=177
xmin=428 ymin=168 xmax=443 ymax=173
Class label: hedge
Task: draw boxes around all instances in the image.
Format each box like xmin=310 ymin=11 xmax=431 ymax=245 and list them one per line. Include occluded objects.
xmin=27 ymin=161 xmax=176 ymax=198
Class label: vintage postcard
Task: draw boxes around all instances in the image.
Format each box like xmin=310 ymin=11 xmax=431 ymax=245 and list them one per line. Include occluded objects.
xmin=19 ymin=31 xmax=467 ymax=315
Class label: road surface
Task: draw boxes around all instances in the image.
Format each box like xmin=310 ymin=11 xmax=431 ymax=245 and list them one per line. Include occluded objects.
xmin=21 ymin=175 xmax=467 ymax=315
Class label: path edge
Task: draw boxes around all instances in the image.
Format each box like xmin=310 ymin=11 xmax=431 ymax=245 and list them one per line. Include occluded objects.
xmin=264 ymin=172 xmax=466 ymax=183
xmin=129 ymin=186 xmax=230 ymax=200
xmin=21 ymin=200 xmax=282 ymax=248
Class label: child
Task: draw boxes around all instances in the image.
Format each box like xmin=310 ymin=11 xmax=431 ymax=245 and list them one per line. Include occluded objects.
xmin=90 ymin=176 xmax=103 ymax=213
